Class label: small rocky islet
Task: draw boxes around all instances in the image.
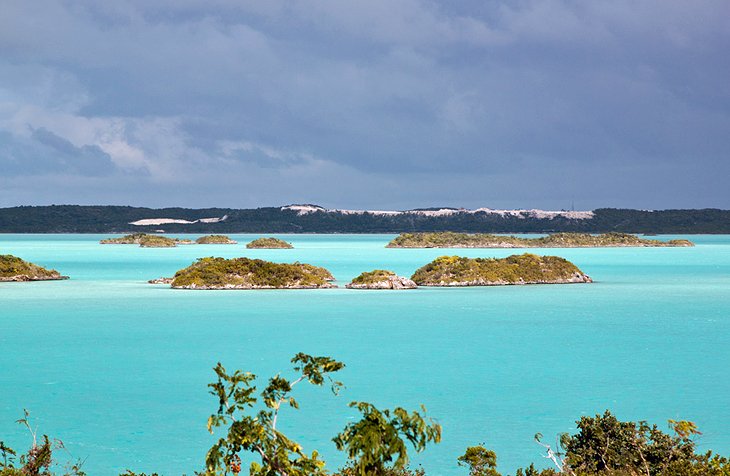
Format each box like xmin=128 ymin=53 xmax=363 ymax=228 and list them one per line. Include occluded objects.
xmin=411 ymin=253 xmax=592 ymax=286
xmin=195 ymin=235 xmax=238 ymax=244
xmin=245 ymin=237 xmax=294 ymax=249
xmin=387 ymin=231 xmax=694 ymax=248
xmin=100 ymin=233 xmax=194 ymax=247
xmin=87 ymin=233 xmax=683 ymax=288
xmin=0 ymin=255 xmax=68 ymax=282
xmin=168 ymin=257 xmax=334 ymax=289
xmin=139 ymin=235 xmax=192 ymax=247
xmin=152 ymin=253 xmax=591 ymax=290
xmin=101 ymin=233 xmax=238 ymax=247
xmin=346 ymin=270 xmax=417 ymax=289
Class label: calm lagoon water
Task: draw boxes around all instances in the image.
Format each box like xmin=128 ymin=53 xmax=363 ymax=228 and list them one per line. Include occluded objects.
xmin=1 ymin=234 xmax=730 ymax=475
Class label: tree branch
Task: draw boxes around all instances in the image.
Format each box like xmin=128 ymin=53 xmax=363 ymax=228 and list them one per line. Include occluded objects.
xmin=271 ymin=375 xmax=305 ymax=431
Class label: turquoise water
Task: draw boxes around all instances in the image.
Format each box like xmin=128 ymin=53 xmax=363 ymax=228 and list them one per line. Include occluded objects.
xmin=1 ymin=234 xmax=730 ymax=475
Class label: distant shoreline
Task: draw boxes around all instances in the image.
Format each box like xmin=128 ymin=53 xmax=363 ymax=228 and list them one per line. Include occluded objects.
xmin=0 ymin=232 xmax=724 ymax=236
xmin=1 ymin=204 xmax=730 ymax=234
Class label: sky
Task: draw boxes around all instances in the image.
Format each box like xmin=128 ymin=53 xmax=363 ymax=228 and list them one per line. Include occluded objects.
xmin=1 ymin=0 xmax=729 ymax=210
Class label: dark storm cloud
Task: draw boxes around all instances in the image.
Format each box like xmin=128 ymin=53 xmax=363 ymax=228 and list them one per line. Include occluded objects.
xmin=0 ymin=0 xmax=728 ymax=209
xmin=31 ymin=128 xmax=116 ymax=175
xmin=0 ymin=128 xmax=115 ymax=176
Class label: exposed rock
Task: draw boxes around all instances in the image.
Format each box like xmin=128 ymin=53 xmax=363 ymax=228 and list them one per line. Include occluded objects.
xmin=411 ymin=254 xmax=592 ymax=287
xmin=100 ymin=233 xmax=149 ymax=244
xmin=0 ymin=255 xmax=69 ymax=282
xmin=170 ymin=257 xmax=335 ymax=290
xmin=346 ymin=270 xmax=417 ymax=289
xmin=139 ymin=235 xmax=180 ymax=247
xmin=100 ymin=233 xmax=193 ymax=247
xmin=195 ymin=235 xmax=237 ymax=244
xmin=387 ymin=232 xmax=695 ymax=248
xmin=246 ymin=237 xmax=294 ymax=249
xmin=148 ymin=277 xmax=173 ymax=284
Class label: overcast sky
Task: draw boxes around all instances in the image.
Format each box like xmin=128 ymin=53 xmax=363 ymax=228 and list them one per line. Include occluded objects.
xmin=1 ymin=0 xmax=729 ymax=210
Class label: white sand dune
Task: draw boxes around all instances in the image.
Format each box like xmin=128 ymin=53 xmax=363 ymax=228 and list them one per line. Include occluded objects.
xmin=280 ymin=205 xmax=593 ymax=220
xmin=129 ymin=215 xmax=228 ymax=226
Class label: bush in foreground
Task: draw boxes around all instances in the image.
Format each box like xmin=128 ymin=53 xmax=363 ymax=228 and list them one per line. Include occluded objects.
xmin=3 ymin=355 xmax=729 ymax=476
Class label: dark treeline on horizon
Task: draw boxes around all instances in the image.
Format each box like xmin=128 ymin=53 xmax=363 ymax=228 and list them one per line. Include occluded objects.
xmin=0 ymin=205 xmax=729 ymax=234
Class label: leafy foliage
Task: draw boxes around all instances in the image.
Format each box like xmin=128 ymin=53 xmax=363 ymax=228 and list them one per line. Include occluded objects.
xmin=139 ymin=235 xmax=180 ymax=247
xmin=170 ymin=257 xmax=335 ymax=289
xmin=203 ymin=353 xmax=345 ymax=476
xmin=333 ymin=402 xmax=441 ymax=476
xmin=410 ymin=254 xmax=590 ymax=286
xmin=458 ymin=446 xmax=501 ymax=476
xmin=563 ymin=411 xmax=699 ymax=475
xmin=5 ymin=379 xmax=729 ymax=476
xmin=346 ymin=270 xmax=417 ymax=290
xmin=296 ymin=263 xmax=335 ymax=282
xmin=387 ymin=232 xmax=693 ymax=249
xmin=196 ymin=235 xmax=238 ymax=244
xmin=3 ymin=205 xmax=730 ymax=234
xmin=99 ymin=233 xmax=150 ymax=244
xmin=349 ymin=270 xmax=397 ymax=284
xmin=0 ymin=255 xmax=66 ymax=281
xmin=245 ymin=237 xmax=294 ymax=249
xmin=0 ymin=441 xmax=17 ymax=469
xmin=201 ymin=353 xmax=442 ymax=475
xmin=99 ymin=233 xmax=193 ymax=247
xmin=514 ymin=464 xmax=558 ymax=476
xmin=0 ymin=411 xmax=85 ymax=476
xmin=520 ymin=410 xmax=730 ymax=476
xmin=333 ymin=465 xmax=426 ymax=476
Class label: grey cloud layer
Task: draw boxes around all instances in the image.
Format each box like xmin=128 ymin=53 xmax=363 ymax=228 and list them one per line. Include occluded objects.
xmin=1 ymin=0 xmax=728 ymax=208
